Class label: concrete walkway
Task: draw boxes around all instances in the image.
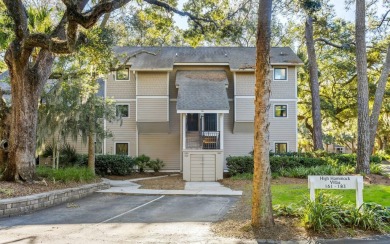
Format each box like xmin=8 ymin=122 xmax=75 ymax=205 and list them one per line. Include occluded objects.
xmin=98 ymin=177 xmax=242 ymax=196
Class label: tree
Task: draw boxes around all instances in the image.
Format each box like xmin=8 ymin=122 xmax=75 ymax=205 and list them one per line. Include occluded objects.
xmin=1 ymin=0 xmax=230 ymax=182
xmin=251 ymin=0 xmax=274 ymax=228
xmin=355 ymin=0 xmax=390 ymax=174
xmin=301 ymin=0 xmax=324 ymax=150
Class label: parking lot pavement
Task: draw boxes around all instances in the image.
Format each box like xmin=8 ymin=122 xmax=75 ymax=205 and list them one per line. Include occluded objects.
xmin=0 ymin=193 xmax=256 ymax=244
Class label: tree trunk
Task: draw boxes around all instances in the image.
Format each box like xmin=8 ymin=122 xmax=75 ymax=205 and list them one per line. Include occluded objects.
xmin=0 ymin=90 xmax=10 ymax=170
xmin=305 ymin=15 xmax=324 ymax=151
xmin=88 ymin=101 xmax=96 ymax=175
xmin=251 ymin=0 xmax=274 ymax=228
xmin=369 ymin=44 xmax=390 ymax=154
xmin=355 ymin=0 xmax=370 ymax=174
xmin=2 ymin=43 xmax=53 ymax=182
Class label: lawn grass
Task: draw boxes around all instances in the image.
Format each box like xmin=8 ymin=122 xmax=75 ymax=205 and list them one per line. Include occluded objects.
xmin=272 ymin=184 xmax=390 ymax=206
xmin=36 ymin=166 xmax=96 ymax=183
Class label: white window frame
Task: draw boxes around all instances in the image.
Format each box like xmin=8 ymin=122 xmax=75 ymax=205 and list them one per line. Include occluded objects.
xmin=114 ymin=142 xmax=130 ymax=156
xmin=273 ymin=104 xmax=288 ymax=118
xmin=116 ymin=103 xmax=130 ymax=118
xmin=335 ymin=146 xmax=344 ymax=154
xmin=273 ymin=67 xmax=288 ymax=81
xmin=115 ymin=68 xmax=130 ymax=81
xmin=274 ymin=142 xmax=288 ymax=153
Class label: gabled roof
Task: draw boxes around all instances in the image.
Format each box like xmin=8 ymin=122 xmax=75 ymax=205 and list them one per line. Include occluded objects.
xmin=113 ymin=46 xmax=303 ymax=71
xmin=176 ymin=71 xmax=230 ymax=113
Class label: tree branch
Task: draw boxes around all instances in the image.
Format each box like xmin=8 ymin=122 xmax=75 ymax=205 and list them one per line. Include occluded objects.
xmin=3 ymin=0 xmax=28 ymax=41
xmin=112 ymin=49 xmax=159 ymax=71
xmin=315 ymin=38 xmax=354 ymax=49
xmin=374 ymin=9 xmax=390 ymax=29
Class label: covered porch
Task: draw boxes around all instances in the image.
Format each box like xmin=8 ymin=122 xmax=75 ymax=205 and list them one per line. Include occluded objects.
xmin=176 ymin=70 xmax=229 ymax=181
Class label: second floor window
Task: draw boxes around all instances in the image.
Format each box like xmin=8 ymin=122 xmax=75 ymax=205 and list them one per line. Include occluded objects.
xmin=116 ymin=68 xmax=129 ymax=80
xmin=116 ymin=104 xmax=129 ymax=118
xmin=274 ymin=105 xmax=287 ymax=117
xmin=274 ymin=68 xmax=287 ymax=80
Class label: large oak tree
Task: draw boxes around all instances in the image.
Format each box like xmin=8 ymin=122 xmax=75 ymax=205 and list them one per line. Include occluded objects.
xmin=251 ymin=0 xmax=274 ymax=228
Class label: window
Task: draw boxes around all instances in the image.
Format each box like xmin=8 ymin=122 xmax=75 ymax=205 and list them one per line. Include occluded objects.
xmin=204 ymin=113 xmax=217 ymax=131
xmin=274 ymin=105 xmax=287 ymax=117
xmin=274 ymin=68 xmax=287 ymax=80
xmin=115 ymin=143 xmax=129 ymax=155
xmin=335 ymin=147 xmax=344 ymax=154
xmin=116 ymin=68 xmax=129 ymax=80
xmin=275 ymin=143 xmax=287 ymax=154
xmin=116 ymin=104 xmax=129 ymax=118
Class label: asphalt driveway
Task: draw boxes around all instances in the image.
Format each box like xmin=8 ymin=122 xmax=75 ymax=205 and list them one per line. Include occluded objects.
xmin=0 ymin=193 xmax=254 ymax=244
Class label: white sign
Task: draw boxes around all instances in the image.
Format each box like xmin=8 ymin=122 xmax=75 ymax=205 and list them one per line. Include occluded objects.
xmin=308 ymin=175 xmax=364 ymax=209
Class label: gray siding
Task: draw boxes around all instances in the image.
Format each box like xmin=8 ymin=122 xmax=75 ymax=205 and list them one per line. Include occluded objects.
xmin=269 ymin=101 xmax=297 ymax=152
xmin=137 ymin=97 xmax=169 ymax=122
xmin=137 ymin=72 xmax=168 ymax=96
xmin=138 ymin=102 xmax=180 ymax=170
xmin=235 ymin=97 xmax=254 ymax=121
xmin=106 ymin=101 xmax=137 ymax=156
xmin=223 ymin=102 xmax=254 ymax=169
xmin=106 ymin=69 xmax=136 ymax=99
xmin=270 ymin=66 xmax=296 ymax=99
xmin=235 ymin=73 xmax=255 ymax=96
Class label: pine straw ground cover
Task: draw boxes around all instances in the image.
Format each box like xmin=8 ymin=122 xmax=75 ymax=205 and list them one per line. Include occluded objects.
xmin=212 ymin=175 xmax=390 ymax=241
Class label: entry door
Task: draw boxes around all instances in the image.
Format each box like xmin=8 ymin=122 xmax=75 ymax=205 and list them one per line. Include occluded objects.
xmin=187 ymin=113 xmax=199 ymax=131
xmin=190 ymin=154 xmax=216 ymax=181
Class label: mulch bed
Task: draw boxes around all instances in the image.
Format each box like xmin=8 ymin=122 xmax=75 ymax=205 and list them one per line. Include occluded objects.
xmin=137 ymin=174 xmax=185 ymax=190
xmin=0 ymin=178 xmax=102 ymax=199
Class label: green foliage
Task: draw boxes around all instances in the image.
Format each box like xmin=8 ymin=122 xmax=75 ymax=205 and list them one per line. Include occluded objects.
xmin=147 ymin=158 xmax=165 ymax=172
xmin=36 ymin=166 xmax=95 ymax=183
xmin=74 ymin=154 xmax=135 ymax=176
xmin=60 ymin=143 xmax=78 ymax=165
xmin=135 ymin=154 xmax=151 ymax=173
xmin=227 ymin=152 xmax=386 ymax=177
xmin=273 ymin=204 xmax=302 ymax=217
xmin=303 ymin=193 xmax=344 ymax=232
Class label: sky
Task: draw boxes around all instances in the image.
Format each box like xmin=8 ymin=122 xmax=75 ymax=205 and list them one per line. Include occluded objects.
xmin=173 ymin=0 xmax=378 ymax=29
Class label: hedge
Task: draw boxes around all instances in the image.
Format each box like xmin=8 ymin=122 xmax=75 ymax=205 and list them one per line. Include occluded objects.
xmin=76 ymin=154 xmax=136 ymax=176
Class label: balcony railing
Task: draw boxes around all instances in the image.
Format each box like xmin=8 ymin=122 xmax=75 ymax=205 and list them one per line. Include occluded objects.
xmin=186 ymin=131 xmax=220 ymax=150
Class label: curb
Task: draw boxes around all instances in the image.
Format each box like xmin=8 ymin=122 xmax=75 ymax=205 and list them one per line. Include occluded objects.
xmin=0 ymin=182 xmax=110 ymax=218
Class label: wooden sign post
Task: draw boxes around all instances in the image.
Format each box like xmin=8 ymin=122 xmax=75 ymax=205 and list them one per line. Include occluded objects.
xmin=308 ymin=176 xmax=364 ymax=209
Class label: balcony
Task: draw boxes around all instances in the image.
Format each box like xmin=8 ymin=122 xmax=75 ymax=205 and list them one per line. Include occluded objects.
xmin=186 ymin=131 xmax=220 ymax=150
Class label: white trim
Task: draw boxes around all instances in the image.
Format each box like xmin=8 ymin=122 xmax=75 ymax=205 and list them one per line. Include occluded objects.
xmin=115 ymin=103 xmax=130 ymax=118
xmin=137 ymin=95 xmax=169 ymax=99
xmin=182 ymin=114 xmax=186 ymax=150
xmin=273 ymin=67 xmax=288 ymax=81
xmin=230 ymin=69 xmax=255 ymax=72
xmin=114 ymin=142 xmax=130 ymax=156
xmin=166 ymin=72 xmax=170 ymax=96
xmin=272 ymin=63 xmax=304 ymax=66
xmin=270 ymin=98 xmax=297 ymax=101
xmin=233 ymin=72 xmax=237 ymax=96
xmin=167 ymin=98 xmax=169 ymax=121
xmin=273 ymin=104 xmax=288 ymax=118
xmin=135 ymin=72 xmax=138 ymax=96
xmin=294 ymin=66 xmax=298 ymax=99
xmin=274 ymin=142 xmax=289 ymax=153
xmin=115 ymin=99 xmax=136 ymax=102
xmin=115 ymin=68 xmax=130 ymax=81
xmin=174 ymin=62 xmax=229 ymax=66
xmin=136 ymin=126 xmax=139 ymax=157
xmin=131 ymin=68 xmax=173 ymax=71
xmin=234 ymin=97 xmax=237 ymax=122
xmin=295 ymin=100 xmax=298 ymax=151
xmin=219 ymin=113 xmax=224 ymax=150
xmin=177 ymin=110 xmax=229 ymax=114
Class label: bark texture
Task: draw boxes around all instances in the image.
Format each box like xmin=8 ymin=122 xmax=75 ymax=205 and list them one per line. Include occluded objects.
xmin=251 ymin=0 xmax=274 ymax=228
xmin=355 ymin=0 xmax=370 ymax=174
xmin=369 ymin=44 xmax=390 ymax=154
xmin=305 ymin=15 xmax=324 ymax=151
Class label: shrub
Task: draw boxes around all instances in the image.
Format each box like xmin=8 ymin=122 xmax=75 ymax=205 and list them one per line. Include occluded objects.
xmin=303 ymin=193 xmax=344 ymax=231
xmin=36 ymin=166 xmax=95 ymax=183
xmin=135 ymin=154 xmax=150 ymax=173
xmin=72 ymin=154 xmax=135 ymax=176
xmin=370 ymin=163 xmax=384 ymax=175
xmin=226 ymin=156 xmax=254 ymax=175
xmin=147 ymin=158 xmax=164 ymax=172
xmin=60 ymin=143 xmax=78 ymax=165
